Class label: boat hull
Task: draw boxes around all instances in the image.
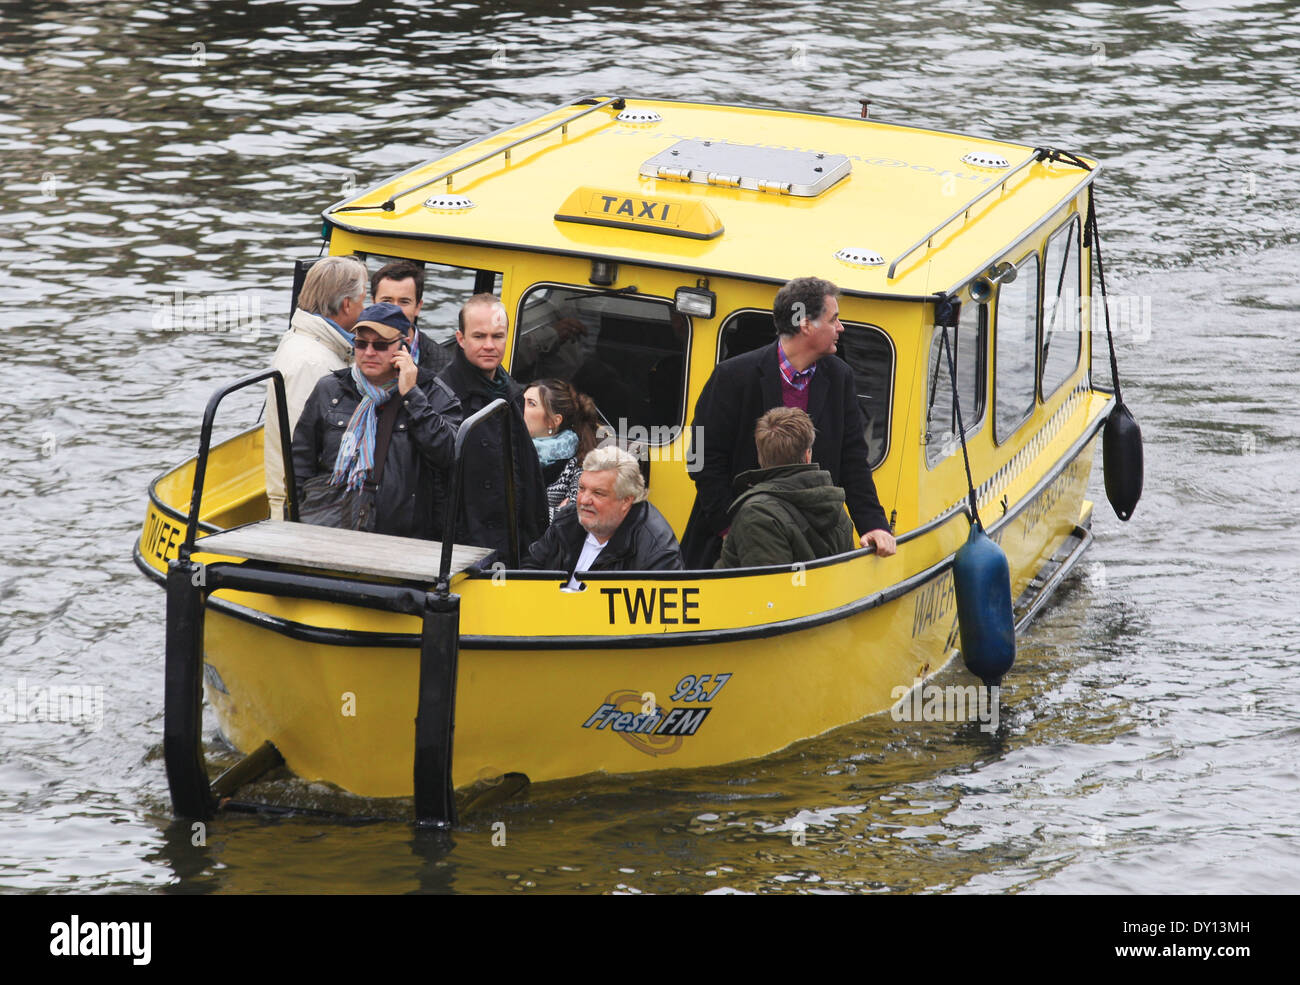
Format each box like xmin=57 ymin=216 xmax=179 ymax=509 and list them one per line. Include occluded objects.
xmin=191 ymin=426 xmax=1100 ymax=799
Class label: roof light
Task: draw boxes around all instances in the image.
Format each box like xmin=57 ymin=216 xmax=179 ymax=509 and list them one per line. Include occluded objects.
xmin=589 ymin=260 xmax=618 ymax=286
xmin=616 ymin=108 xmax=663 ymax=124
xmin=970 ymin=262 xmax=1018 ymax=304
xmin=962 ymin=151 xmax=1011 ymax=170
xmin=423 ymin=194 xmax=476 ymax=211
xmin=834 ymin=247 xmax=885 ymax=267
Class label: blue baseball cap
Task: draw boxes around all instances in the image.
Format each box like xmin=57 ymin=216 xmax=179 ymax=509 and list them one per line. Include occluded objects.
xmin=353 ymin=302 xmax=411 ymax=340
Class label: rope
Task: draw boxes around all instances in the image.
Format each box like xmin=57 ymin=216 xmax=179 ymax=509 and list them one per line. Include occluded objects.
xmin=1086 ymin=190 xmax=1124 ymax=405
xmin=939 ymin=322 xmax=983 ymax=531
xmin=1046 ymin=148 xmax=1094 ymax=173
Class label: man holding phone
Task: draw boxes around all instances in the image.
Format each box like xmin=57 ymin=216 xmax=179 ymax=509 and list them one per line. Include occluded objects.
xmin=290 ymin=303 xmax=462 ymax=539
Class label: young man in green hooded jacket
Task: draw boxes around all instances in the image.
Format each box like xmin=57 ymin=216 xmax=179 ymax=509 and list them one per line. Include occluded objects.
xmin=716 ymin=407 xmax=857 ymax=569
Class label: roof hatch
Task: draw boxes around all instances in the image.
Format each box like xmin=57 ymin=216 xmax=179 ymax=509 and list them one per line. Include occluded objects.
xmin=640 ymin=139 xmax=850 ymax=197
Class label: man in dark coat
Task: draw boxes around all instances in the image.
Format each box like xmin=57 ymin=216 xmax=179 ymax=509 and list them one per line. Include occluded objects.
xmin=371 ymin=259 xmax=453 ymax=375
xmin=436 ymin=293 xmax=548 ymax=561
xmin=522 ymin=446 xmax=683 ymax=580
xmin=716 ymin=407 xmax=855 ymax=568
xmin=681 ymin=276 xmax=897 ymax=568
xmin=291 ymin=303 xmax=461 ymax=539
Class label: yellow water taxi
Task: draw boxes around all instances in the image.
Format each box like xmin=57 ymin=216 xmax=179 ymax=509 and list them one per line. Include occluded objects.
xmin=136 ymin=96 xmax=1139 ymax=824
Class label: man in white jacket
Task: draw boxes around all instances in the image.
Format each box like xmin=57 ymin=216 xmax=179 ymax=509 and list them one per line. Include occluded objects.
xmin=264 ymin=255 xmax=368 ymax=520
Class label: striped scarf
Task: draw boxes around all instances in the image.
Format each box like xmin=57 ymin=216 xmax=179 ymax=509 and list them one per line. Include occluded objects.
xmin=330 ymin=365 xmax=397 ymax=491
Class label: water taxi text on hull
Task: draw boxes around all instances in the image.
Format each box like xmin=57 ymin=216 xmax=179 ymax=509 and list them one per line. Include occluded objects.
xmin=135 ymin=95 xmax=1135 ymax=825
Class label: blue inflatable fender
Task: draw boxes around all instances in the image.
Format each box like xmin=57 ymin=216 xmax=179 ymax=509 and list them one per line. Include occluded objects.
xmin=952 ymin=524 xmax=1016 ymax=688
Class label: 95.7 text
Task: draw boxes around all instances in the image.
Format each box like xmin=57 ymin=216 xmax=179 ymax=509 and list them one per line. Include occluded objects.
xmin=669 ymin=673 xmax=732 ymax=702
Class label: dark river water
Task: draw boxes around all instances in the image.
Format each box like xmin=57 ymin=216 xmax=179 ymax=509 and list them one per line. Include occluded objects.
xmin=1 ymin=0 xmax=1297 ymax=895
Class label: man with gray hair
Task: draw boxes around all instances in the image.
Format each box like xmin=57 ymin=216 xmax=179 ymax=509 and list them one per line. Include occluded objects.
xmin=265 ymin=255 xmax=368 ymax=520
xmin=522 ymin=446 xmax=683 ymax=581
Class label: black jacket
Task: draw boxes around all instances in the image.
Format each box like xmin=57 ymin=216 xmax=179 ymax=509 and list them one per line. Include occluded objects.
xmin=291 ymin=368 xmax=461 ymax=539
xmin=436 ymin=348 xmax=548 ymax=559
xmin=416 ymin=330 xmax=453 ymax=375
xmin=681 ymin=341 xmax=889 ymax=567
xmin=521 ymin=501 xmax=684 ymax=574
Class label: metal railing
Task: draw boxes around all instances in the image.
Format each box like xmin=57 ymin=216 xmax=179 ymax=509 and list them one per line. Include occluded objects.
xmin=438 ymin=397 xmax=520 ymax=589
xmin=185 ymin=368 xmax=297 ymax=550
xmin=334 ymin=96 xmax=626 ymax=214
xmin=887 ymin=148 xmax=1047 ymax=280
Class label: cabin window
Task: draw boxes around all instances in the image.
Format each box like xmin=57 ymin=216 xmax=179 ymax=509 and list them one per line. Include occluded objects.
xmin=1040 ymin=216 xmax=1082 ymax=399
xmin=924 ymin=301 xmax=986 ymax=468
xmin=348 ymin=252 xmax=501 ymax=347
xmin=512 ymin=285 xmax=688 ymax=438
xmin=993 ymin=253 xmax=1040 ymax=443
xmin=718 ymin=310 xmax=776 ymax=361
xmin=716 ymin=309 xmax=894 ymax=468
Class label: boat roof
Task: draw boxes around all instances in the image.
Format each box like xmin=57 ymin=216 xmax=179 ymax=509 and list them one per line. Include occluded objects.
xmin=325 ymin=96 xmax=1098 ymax=300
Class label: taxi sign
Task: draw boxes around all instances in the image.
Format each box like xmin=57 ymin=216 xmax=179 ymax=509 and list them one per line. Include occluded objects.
xmin=555 ymin=187 xmax=723 ymax=240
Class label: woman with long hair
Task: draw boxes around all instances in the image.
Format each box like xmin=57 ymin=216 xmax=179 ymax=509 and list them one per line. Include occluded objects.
xmin=522 ymin=378 xmax=600 ymax=522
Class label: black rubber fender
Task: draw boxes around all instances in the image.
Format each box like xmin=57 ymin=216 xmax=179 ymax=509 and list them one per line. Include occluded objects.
xmin=1103 ymin=400 xmax=1143 ymax=521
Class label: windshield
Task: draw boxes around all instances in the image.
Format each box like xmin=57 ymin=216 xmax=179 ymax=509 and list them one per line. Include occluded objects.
xmin=512 ymin=285 xmax=688 ymax=440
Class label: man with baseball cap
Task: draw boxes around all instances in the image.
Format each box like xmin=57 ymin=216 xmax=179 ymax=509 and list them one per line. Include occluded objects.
xmin=290 ymin=303 xmax=462 ymax=539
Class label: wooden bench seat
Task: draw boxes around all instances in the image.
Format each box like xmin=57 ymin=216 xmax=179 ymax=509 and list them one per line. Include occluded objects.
xmin=193 ymin=520 xmax=493 ymax=583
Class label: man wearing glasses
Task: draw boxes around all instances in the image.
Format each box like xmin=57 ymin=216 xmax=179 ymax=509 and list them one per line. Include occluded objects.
xmin=290 ymin=303 xmax=462 ymax=539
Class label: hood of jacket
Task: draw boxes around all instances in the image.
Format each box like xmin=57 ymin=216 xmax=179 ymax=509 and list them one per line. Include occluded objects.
xmin=290 ymin=307 xmax=353 ymax=362
xmin=729 ymin=464 xmax=848 ymax=530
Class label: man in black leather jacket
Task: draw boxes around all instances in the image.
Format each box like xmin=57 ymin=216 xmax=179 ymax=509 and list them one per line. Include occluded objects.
xmin=291 ymin=303 xmax=461 ymax=539
xmin=522 ymin=446 xmax=683 ymax=582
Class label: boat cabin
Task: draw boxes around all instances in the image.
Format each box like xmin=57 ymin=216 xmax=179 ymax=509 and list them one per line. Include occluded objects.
xmin=321 ymin=95 xmax=1098 ymax=542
